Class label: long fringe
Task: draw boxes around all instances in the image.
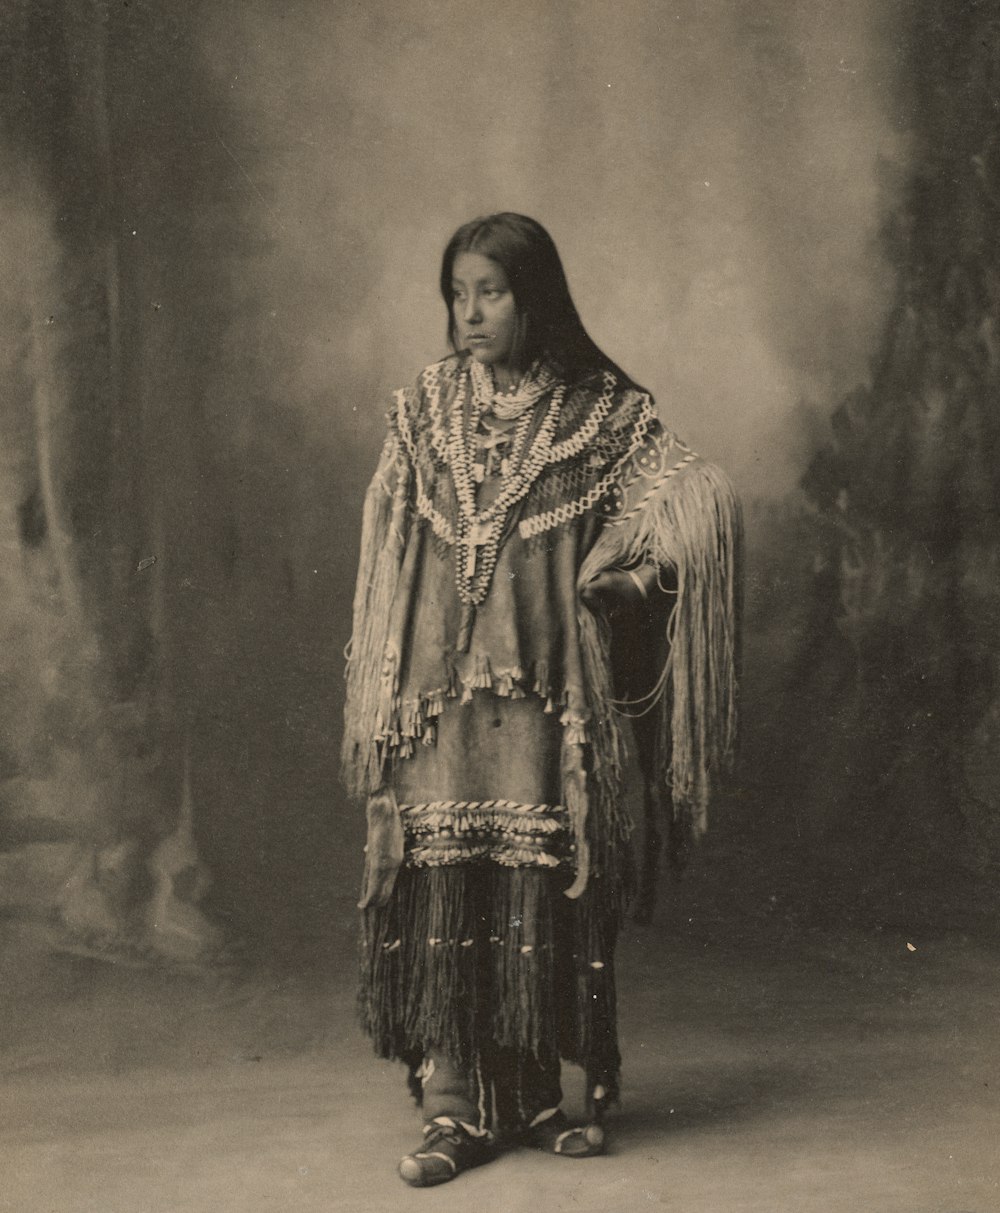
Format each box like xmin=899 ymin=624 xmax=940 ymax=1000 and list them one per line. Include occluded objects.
xmin=575 ymin=594 xmax=630 ymax=882
xmin=579 ymin=459 xmax=742 ymax=843
xmin=359 ymin=864 xmax=622 ymax=1119
xmin=341 ymin=436 xmax=411 ymax=797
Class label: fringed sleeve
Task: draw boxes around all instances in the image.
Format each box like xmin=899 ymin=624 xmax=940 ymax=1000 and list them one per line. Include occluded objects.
xmin=341 ymin=431 xmax=412 ymax=798
xmin=578 ymin=426 xmax=742 ymax=843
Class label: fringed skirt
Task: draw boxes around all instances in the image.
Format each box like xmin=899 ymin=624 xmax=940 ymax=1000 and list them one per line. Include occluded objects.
xmin=359 ymin=862 xmax=621 ymax=1125
xmin=359 ymin=693 xmax=624 ymax=1125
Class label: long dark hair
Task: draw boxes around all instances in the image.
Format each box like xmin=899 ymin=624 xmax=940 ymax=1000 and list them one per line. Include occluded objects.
xmin=440 ymin=212 xmax=634 ymax=386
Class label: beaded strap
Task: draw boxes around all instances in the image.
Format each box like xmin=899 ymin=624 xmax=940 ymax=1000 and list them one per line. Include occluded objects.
xmin=400 ymin=799 xmax=564 ymax=816
xmin=607 ymin=451 xmax=700 ymax=526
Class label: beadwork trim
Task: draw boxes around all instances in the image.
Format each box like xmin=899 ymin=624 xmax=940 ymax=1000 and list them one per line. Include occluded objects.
xmin=394 ymin=386 xmax=456 ymax=546
xmin=418 ymin=365 xmax=453 ymax=462
xmin=606 ymin=451 xmax=700 ymax=526
xmin=517 ymin=390 xmax=657 ymax=540
xmin=401 ymin=798 xmax=566 ymax=815
xmin=401 ymin=799 xmax=570 ymax=870
xmin=393 ymin=360 xmax=665 ymax=591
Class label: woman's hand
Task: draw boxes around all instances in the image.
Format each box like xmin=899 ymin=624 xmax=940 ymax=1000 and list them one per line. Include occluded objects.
xmin=580 ymin=568 xmax=636 ymax=612
xmin=581 ymin=565 xmax=663 ymax=612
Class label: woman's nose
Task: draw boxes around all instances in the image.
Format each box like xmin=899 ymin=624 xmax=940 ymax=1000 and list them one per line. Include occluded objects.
xmin=462 ymin=294 xmax=482 ymax=322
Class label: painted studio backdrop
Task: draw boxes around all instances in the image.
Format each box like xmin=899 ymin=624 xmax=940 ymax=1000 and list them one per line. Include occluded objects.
xmin=1 ymin=0 xmax=998 ymax=963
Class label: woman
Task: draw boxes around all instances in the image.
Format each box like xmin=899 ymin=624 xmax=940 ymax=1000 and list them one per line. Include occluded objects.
xmin=343 ymin=213 xmax=740 ymax=1187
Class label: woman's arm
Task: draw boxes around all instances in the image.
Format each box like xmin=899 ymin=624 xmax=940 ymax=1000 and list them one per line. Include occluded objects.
xmin=579 ymin=562 xmax=676 ymax=612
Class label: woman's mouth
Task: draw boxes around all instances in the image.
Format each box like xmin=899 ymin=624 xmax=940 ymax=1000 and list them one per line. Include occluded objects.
xmin=465 ymin=333 xmax=493 ymax=344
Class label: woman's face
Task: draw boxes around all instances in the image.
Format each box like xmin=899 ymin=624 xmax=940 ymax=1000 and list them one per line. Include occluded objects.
xmin=451 ymin=251 xmax=520 ymax=377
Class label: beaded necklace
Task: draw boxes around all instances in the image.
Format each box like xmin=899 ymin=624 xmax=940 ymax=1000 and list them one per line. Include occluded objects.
xmin=469 ymin=358 xmax=556 ymax=421
xmin=448 ymin=364 xmax=565 ymax=606
xmin=394 ymin=361 xmax=627 ymax=605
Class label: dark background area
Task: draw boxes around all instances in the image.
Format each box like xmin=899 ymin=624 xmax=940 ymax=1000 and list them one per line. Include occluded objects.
xmin=0 ymin=0 xmax=998 ymax=968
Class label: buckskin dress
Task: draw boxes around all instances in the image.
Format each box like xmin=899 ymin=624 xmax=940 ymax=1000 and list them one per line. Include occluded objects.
xmin=342 ymin=352 xmax=740 ymax=1126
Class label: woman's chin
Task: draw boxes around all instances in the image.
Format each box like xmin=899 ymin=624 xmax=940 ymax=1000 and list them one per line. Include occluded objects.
xmin=464 ymin=347 xmax=519 ymax=380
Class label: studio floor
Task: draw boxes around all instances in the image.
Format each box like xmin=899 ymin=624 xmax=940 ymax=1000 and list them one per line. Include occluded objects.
xmin=1 ymin=893 xmax=997 ymax=1213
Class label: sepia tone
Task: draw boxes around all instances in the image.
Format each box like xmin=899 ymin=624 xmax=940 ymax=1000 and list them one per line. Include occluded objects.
xmin=1 ymin=1 xmax=997 ymax=1210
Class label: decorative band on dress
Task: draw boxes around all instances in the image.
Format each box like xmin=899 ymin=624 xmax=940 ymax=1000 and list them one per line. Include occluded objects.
xmin=400 ymin=800 xmax=571 ymax=869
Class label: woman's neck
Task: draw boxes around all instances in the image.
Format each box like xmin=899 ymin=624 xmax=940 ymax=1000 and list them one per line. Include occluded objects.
xmin=491 ymin=362 xmax=522 ymax=392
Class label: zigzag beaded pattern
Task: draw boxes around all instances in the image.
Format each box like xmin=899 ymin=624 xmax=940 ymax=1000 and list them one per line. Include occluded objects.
xmin=393 ymin=386 xmax=456 ymax=545
xmin=517 ymin=392 xmax=657 ymax=539
xmin=419 ymin=364 xmax=452 ymax=462
xmin=393 ymin=359 xmax=666 ymax=559
xmin=543 ymin=371 xmax=618 ymax=464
